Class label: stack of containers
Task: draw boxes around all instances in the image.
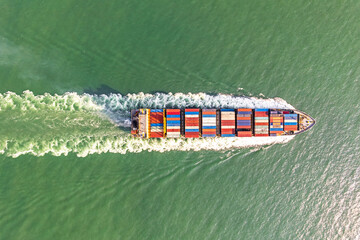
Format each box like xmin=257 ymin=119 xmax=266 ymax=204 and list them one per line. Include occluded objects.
xmin=166 ymin=109 xmax=181 ymax=138
xmin=150 ymin=109 xmax=164 ymax=138
xmin=202 ymin=109 xmax=217 ymax=137
xmin=185 ymin=109 xmax=200 ymax=138
xmin=236 ymin=108 xmax=252 ymax=137
xmin=270 ymin=110 xmax=284 ymax=136
xmin=221 ymin=109 xmax=236 ymax=137
xmin=284 ymin=114 xmax=298 ymax=131
xmin=254 ymin=109 xmax=269 ymax=136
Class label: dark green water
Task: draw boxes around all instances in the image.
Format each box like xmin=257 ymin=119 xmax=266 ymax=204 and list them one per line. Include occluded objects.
xmin=0 ymin=0 xmax=359 ymax=239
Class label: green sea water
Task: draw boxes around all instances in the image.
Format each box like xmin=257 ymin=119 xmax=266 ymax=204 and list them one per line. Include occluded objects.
xmin=0 ymin=0 xmax=360 ymax=239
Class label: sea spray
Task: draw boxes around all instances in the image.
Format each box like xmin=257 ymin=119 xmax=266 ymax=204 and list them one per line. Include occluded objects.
xmin=0 ymin=135 xmax=294 ymax=158
xmin=92 ymin=92 xmax=295 ymax=112
xmin=0 ymin=91 xmax=296 ymax=157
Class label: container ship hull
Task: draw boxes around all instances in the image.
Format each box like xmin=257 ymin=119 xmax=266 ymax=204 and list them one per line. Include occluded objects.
xmin=131 ymin=108 xmax=315 ymax=138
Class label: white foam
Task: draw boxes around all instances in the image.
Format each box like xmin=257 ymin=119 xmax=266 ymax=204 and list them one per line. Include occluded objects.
xmin=92 ymin=92 xmax=295 ymax=111
xmin=0 ymin=90 xmax=297 ymax=157
xmin=0 ymin=135 xmax=294 ymax=158
xmin=0 ymin=90 xmax=101 ymax=112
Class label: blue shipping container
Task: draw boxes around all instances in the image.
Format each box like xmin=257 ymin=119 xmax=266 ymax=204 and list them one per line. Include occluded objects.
xmin=151 ymin=123 xmax=163 ymax=127
xmin=203 ymin=126 xmax=216 ymax=129
xmin=185 ymin=129 xmax=199 ymax=132
xmin=166 ymin=120 xmax=180 ymax=124
xmin=167 ymin=123 xmax=180 ymax=127
xmin=202 ymin=134 xmax=216 ymax=137
xmin=284 ymin=122 xmax=297 ymax=125
xmin=270 ymin=128 xmax=283 ymax=131
xmin=167 ymin=114 xmax=180 ymax=118
xmin=221 ymin=134 xmax=236 ymax=137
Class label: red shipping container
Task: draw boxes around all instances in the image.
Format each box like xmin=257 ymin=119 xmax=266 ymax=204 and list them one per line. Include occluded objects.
xmin=238 ymin=108 xmax=252 ymax=112
xmin=203 ymin=111 xmax=216 ymax=114
xmin=167 ymin=117 xmax=180 ymax=121
xmin=202 ymin=132 xmax=216 ymax=136
xmin=255 ymin=134 xmax=268 ymax=137
xmin=185 ymin=109 xmax=199 ymax=112
xmin=202 ymin=130 xmax=216 ymax=134
xmin=221 ymin=129 xmax=235 ymax=134
xmin=167 ymin=129 xmax=180 ymax=132
xmin=237 ymin=132 xmax=252 ymax=137
xmin=151 ymin=120 xmax=162 ymax=123
xmin=185 ymin=118 xmax=199 ymax=121
xmin=151 ymin=114 xmax=163 ymax=123
xmin=202 ymin=128 xmax=216 ymax=131
xmin=237 ymin=125 xmax=251 ymax=129
xmin=167 ymin=109 xmax=180 ymax=112
xmin=221 ymin=128 xmax=233 ymax=131
xmin=185 ymin=120 xmax=199 ymax=122
xmin=221 ymin=120 xmax=235 ymax=124
xmin=185 ymin=134 xmax=199 ymax=138
xmin=255 ymin=122 xmax=268 ymax=126
xmin=185 ymin=123 xmax=199 ymax=127
xmin=150 ymin=133 xmax=164 ymax=138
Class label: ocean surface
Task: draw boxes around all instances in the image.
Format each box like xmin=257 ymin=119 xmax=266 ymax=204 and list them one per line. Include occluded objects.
xmin=0 ymin=0 xmax=359 ymax=239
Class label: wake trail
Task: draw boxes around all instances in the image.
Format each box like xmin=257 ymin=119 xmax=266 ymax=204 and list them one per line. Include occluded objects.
xmin=0 ymin=91 xmax=295 ymax=157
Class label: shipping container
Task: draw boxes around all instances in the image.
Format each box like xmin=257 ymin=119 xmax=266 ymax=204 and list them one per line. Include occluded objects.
xmin=221 ymin=109 xmax=236 ymax=137
xmin=202 ymin=109 xmax=217 ymax=137
xmin=131 ymin=108 xmax=315 ymax=139
xmin=184 ymin=109 xmax=200 ymax=137
xmin=284 ymin=113 xmax=298 ymax=131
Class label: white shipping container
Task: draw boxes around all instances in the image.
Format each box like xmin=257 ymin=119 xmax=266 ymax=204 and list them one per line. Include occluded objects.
xmin=202 ymin=118 xmax=216 ymax=121
xmin=185 ymin=126 xmax=199 ymax=129
xmin=254 ymin=120 xmax=268 ymax=123
xmin=151 ymin=129 xmax=163 ymax=133
xmin=167 ymin=126 xmax=180 ymax=129
xmin=203 ymin=124 xmax=216 ymax=127
xmin=221 ymin=126 xmax=235 ymax=129
xmin=202 ymin=120 xmax=216 ymax=124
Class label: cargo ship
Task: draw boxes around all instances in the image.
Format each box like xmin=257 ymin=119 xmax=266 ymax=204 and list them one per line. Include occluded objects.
xmin=130 ymin=108 xmax=315 ymax=138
